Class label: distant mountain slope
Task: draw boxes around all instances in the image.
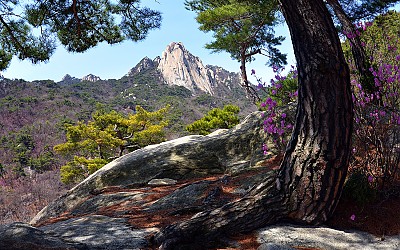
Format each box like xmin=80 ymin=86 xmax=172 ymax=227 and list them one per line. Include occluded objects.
xmin=0 ymin=42 xmax=256 ymax=176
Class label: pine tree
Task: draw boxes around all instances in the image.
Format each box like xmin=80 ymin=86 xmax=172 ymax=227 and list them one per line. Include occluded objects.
xmin=185 ymin=0 xmax=286 ymax=102
xmin=55 ymin=105 xmax=169 ymax=184
xmin=0 ymin=0 xmax=161 ymax=70
xmin=340 ymin=0 xmax=399 ymax=21
xmin=186 ymin=105 xmax=240 ymax=135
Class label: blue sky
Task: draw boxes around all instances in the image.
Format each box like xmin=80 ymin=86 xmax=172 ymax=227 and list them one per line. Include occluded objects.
xmin=1 ymin=1 xmax=295 ymax=83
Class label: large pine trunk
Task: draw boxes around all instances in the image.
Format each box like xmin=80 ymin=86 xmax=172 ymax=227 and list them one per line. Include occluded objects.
xmin=278 ymin=0 xmax=353 ymax=223
xmin=154 ymin=0 xmax=353 ymax=248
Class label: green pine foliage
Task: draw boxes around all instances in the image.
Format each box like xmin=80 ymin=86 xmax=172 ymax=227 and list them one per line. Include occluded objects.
xmin=55 ymin=105 xmax=169 ymax=184
xmin=60 ymin=156 xmax=109 ymax=184
xmin=0 ymin=129 xmax=57 ymax=176
xmin=186 ymin=105 xmax=240 ymax=135
xmin=185 ymin=0 xmax=286 ymax=66
xmin=340 ymin=0 xmax=399 ymax=21
xmin=267 ymin=71 xmax=298 ymax=106
xmin=0 ymin=0 xmax=161 ymax=70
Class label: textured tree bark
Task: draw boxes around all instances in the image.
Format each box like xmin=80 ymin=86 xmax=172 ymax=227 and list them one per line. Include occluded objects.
xmin=278 ymin=0 xmax=353 ymax=223
xmin=153 ymin=173 xmax=285 ymax=249
xmin=154 ymin=0 xmax=353 ymax=248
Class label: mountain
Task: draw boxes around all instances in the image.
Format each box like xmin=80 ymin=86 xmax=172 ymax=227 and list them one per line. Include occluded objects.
xmin=128 ymin=42 xmax=244 ymax=98
xmin=58 ymin=74 xmax=101 ymax=85
xmin=58 ymin=74 xmax=80 ymax=85
xmin=81 ymin=74 xmax=101 ymax=82
xmin=0 ymin=41 xmax=254 ymax=174
xmin=157 ymin=42 xmax=214 ymax=94
xmin=0 ymin=41 xmax=257 ymax=225
xmin=128 ymin=56 xmax=160 ymax=75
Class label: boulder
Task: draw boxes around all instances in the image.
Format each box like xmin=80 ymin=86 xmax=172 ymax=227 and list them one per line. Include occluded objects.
xmin=41 ymin=215 xmax=157 ymax=250
xmin=69 ymin=191 xmax=147 ymax=216
xmin=257 ymin=224 xmax=400 ymax=250
xmin=145 ymin=180 xmax=215 ymax=213
xmin=31 ymin=111 xmax=270 ymax=226
xmin=0 ymin=222 xmax=87 ymax=250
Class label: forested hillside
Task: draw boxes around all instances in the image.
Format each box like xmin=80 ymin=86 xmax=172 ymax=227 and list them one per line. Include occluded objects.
xmin=0 ymin=63 xmax=255 ymax=223
xmin=1 ymin=66 xmax=253 ymax=167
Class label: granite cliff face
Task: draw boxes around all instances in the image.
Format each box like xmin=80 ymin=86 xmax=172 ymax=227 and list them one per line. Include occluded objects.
xmin=128 ymin=42 xmax=243 ymax=97
xmin=157 ymin=42 xmax=214 ymax=94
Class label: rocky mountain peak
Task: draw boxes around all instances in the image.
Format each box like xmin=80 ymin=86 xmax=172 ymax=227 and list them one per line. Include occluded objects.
xmin=128 ymin=56 xmax=159 ymax=75
xmin=157 ymin=42 xmax=214 ymax=95
xmin=81 ymin=74 xmax=101 ymax=82
xmin=59 ymin=74 xmax=80 ymax=85
xmin=59 ymin=74 xmax=101 ymax=84
xmin=127 ymin=42 xmax=243 ymax=97
xmin=163 ymin=41 xmax=185 ymax=54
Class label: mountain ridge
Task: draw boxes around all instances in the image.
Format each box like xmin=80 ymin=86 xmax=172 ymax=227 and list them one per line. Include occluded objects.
xmin=55 ymin=42 xmax=243 ymax=99
xmin=128 ymin=42 xmax=243 ymax=97
xmin=0 ymin=41 xmax=255 ymax=226
xmin=0 ymin=43 xmax=254 ymax=187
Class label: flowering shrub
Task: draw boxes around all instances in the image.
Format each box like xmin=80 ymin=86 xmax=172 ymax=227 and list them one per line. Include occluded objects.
xmin=254 ymin=66 xmax=298 ymax=155
xmin=351 ymin=62 xmax=400 ymax=190
xmin=257 ymin=12 xmax=400 ymax=192
xmin=348 ymin=13 xmax=400 ymax=190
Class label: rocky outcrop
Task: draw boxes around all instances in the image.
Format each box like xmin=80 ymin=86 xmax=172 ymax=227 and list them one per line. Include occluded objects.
xmin=0 ymin=222 xmax=87 ymax=250
xmin=59 ymin=74 xmax=81 ymax=85
xmin=0 ymin=76 xmax=10 ymax=97
xmin=257 ymin=224 xmax=400 ymax=250
xmin=41 ymin=215 xmax=157 ymax=249
xmin=2 ymin=110 xmax=399 ymax=249
xmin=2 ymin=111 xmax=272 ymax=249
xmin=5 ymin=220 xmax=399 ymax=250
xmin=1 ymin=216 xmax=157 ymax=250
xmin=58 ymin=74 xmax=101 ymax=84
xmin=30 ymin=111 xmax=270 ymax=226
xmin=206 ymin=65 xmax=245 ymax=97
xmin=128 ymin=56 xmax=159 ymax=75
xmin=81 ymin=74 xmax=101 ymax=82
